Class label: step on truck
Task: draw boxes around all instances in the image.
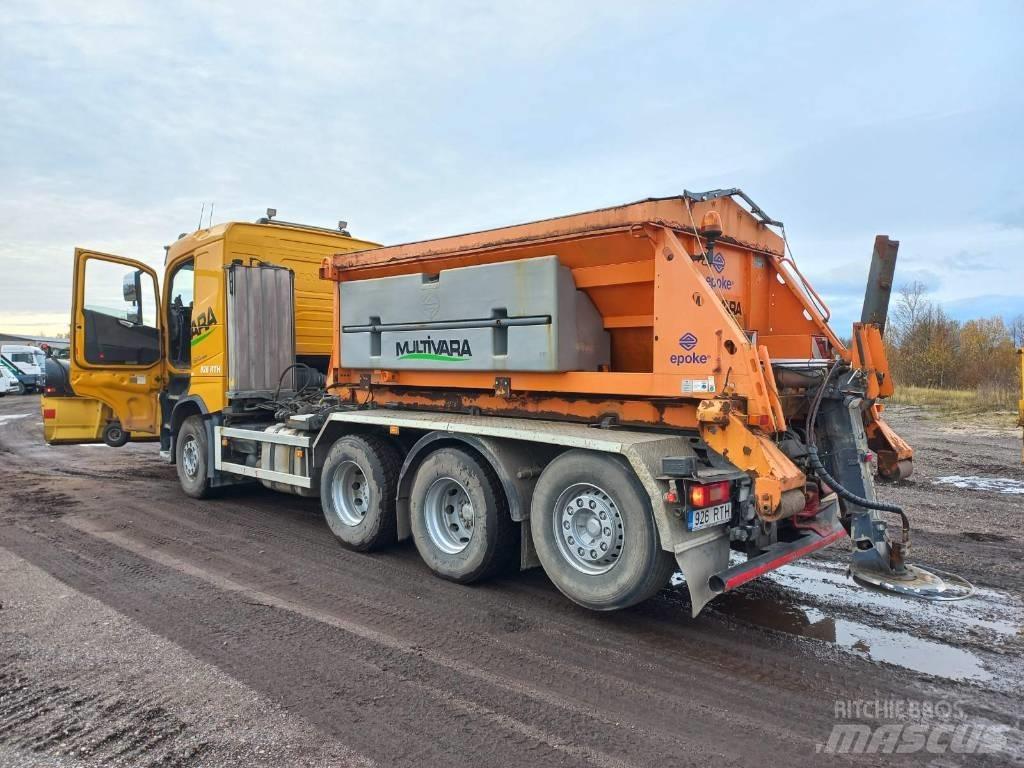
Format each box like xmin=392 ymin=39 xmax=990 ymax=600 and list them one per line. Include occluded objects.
xmin=43 ymin=191 xmax=970 ymax=614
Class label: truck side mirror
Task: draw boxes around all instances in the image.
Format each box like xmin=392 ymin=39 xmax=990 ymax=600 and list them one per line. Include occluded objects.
xmin=122 ymin=270 xmax=143 ymax=324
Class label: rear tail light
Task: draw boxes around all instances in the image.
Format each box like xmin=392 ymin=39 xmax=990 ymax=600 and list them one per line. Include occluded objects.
xmin=43 ymin=408 xmax=56 ymax=420
xmin=690 ymin=480 xmax=731 ymax=508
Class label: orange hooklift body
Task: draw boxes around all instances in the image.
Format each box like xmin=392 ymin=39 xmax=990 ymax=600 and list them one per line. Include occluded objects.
xmin=322 ymin=195 xmax=844 ymax=426
xmin=318 ymin=194 xmax=894 ymax=516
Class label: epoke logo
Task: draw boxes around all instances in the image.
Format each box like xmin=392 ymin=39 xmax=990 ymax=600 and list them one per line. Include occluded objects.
xmin=711 ymin=252 xmax=726 ymax=274
xmin=678 ymin=333 xmax=698 ymax=351
xmin=671 ymin=332 xmax=709 ymax=365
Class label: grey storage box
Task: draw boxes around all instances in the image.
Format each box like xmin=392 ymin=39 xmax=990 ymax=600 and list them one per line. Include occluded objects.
xmin=340 ymin=255 xmax=609 ymax=372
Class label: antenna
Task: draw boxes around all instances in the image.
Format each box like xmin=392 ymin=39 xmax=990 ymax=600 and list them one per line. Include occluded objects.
xmin=208 ymin=202 xmax=214 ymax=228
xmin=197 ymin=202 xmax=206 ymax=231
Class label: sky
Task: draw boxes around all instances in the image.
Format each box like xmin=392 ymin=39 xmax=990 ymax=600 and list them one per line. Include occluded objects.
xmin=1 ymin=0 xmax=1022 ymax=337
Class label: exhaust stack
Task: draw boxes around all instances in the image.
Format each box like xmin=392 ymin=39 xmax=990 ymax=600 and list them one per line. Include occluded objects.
xmin=860 ymin=235 xmax=899 ymax=335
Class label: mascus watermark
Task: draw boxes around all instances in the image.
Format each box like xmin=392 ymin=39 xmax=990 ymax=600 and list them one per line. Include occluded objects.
xmin=816 ymin=698 xmax=1015 ymax=757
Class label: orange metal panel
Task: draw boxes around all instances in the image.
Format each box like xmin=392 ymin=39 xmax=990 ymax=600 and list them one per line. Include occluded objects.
xmin=603 ymin=315 xmax=654 ymax=329
xmin=571 ymin=260 xmax=654 ymax=288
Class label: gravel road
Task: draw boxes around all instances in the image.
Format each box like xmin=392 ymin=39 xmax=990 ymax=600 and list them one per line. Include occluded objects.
xmin=1 ymin=395 xmax=1021 ymax=767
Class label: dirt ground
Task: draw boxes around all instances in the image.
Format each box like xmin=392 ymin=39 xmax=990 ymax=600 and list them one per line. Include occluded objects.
xmin=1 ymin=394 xmax=1022 ymax=767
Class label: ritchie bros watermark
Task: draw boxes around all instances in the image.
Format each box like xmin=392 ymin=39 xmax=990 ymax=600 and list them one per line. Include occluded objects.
xmin=816 ymin=698 xmax=1017 ymax=757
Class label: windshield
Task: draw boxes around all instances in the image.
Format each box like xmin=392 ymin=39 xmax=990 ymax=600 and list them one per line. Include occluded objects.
xmin=10 ymin=352 xmax=35 ymax=364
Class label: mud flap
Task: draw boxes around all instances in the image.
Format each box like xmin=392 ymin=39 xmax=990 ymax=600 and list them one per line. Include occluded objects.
xmin=674 ymin=533 xmax=730 ymax=617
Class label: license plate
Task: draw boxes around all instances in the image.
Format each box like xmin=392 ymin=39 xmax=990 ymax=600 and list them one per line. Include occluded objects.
xmin=686 ymin=502 xmax=732 ymax=531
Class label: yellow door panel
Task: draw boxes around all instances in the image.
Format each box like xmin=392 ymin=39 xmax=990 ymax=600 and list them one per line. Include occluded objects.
xmin=69 ymin=249 xmax=164 ymax=438
xmin=41 ymin=395 xmax=107 ymax=443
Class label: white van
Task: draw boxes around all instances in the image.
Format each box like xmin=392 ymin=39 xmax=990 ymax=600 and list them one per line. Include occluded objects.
xmin=0 ymin=360 xmax=20 ymax=395
xmin=1 ymin=344 xmax=45 ymax=392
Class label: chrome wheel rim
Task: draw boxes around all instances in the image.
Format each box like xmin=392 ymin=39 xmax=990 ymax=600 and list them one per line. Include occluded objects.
xmin=553 ymin=483 xmax=623 ymax=575
xmin=181 ymin=436 xmax=200 ymax=479
xmin=331 ymin=460 xmax=371 ymax=527
xmin=423 ymin=477 xmax=474 ymax=554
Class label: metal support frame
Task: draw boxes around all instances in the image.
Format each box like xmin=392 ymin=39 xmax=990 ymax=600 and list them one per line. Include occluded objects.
xmin=682 ymin=188 xmax=783 ymax=227
xmin=214 ymin=425 xmax=312 ymax=488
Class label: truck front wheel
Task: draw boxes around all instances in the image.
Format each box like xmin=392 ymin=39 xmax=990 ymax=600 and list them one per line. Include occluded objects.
xmin=176 ymin=415 xmax=211 ymax=499
xmin=530 ymin=450 xmax=674 ymax=611
xmin=410 ymin=447 xmax=517 ymax=583
xmin=320 ymin=434 xmax=401 ymax=551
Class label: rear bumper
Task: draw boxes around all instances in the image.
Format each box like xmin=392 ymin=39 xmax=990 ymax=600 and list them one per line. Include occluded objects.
xmin=708 ymin=498 xmax=846 ymax=593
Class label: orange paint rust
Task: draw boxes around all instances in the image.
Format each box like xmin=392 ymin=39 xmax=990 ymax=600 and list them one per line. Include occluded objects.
xmin=358 ymin=388 xmax=702 ymax=430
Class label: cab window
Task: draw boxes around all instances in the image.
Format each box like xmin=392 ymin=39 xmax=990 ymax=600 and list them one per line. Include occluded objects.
xmin=82 ymin=258 xmax=160 ymax=365
xmin=167 ymin=259 xmax=195 ymax=367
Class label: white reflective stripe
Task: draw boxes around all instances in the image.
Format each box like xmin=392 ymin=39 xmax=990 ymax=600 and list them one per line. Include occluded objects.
xmin=219 ymin=426 xmax=310 ymax=447
xmin=217 ymin=460 xmax=312 ymax=488
xmin=320 ymin=410 xmax=634 ymax=453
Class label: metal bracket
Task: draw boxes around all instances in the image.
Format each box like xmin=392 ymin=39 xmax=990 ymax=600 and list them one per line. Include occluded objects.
xmin=682 ymin=188 xmax=783 ymax=227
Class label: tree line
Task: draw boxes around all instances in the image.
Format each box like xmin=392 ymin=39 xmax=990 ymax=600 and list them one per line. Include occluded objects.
xmin=884 ymin=281 xmax=1022 ymax=391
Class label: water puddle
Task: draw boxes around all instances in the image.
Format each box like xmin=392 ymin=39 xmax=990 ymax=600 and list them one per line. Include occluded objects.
xmin=933 ymin=475 xmax=1024 ymax=494
xmin=0 ymin=414 xmax=30 ymax=425
xmin=802 ymin=607 xmax=991 ymax=681
xmin=766 ymin=561 xmax=1021 ymax=637
xmin=676 ymin=558 xmax=1024 ymax=684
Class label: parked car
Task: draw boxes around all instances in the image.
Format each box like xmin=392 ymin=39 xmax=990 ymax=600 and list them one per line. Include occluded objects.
xmin=0 ymin=360 xmax=21 ymax=395
xmin=1 ymin=346 xmax=44 ymax=393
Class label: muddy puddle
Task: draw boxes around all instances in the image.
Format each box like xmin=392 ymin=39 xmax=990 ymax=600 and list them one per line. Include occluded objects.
xmin=672 ymin=559 xmax=1024 ymax=686
xmin=934 ymin=475 xmax=1024 ymax=494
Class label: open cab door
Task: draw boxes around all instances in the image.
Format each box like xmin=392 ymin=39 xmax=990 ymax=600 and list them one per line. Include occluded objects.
xmin=44 ymin=249 xmax=164 ymax=445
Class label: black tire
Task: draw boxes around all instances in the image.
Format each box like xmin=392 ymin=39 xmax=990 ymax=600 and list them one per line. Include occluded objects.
xmin=175 ymin=415 xmax=211 ymax=499
xmin=102 ymin=421 xmax=130 ymax=448
xmin=530 ymin=450 xmax=675 ymax=611
xmin=320 ymin=434 xmax=401 ymax=551
xmin=410 ymin=447 xmax=517 ymax=583
xmin=15 ymin=382 xmax=26 ymax=395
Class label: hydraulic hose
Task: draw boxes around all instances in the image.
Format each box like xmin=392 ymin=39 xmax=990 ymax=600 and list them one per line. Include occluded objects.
xmin=804 ymin=363 xmax=908 ymax=528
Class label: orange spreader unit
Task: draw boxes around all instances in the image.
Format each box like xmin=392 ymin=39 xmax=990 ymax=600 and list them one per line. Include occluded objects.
xmin=320 ymin=193 xmax=914 ymax=518
xmin=322 ymin=195 xmax=842 ymax=430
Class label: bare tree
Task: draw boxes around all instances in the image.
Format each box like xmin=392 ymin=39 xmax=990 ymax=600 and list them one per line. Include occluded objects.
xmin=887 ymin=281 xmax=929 ymax=347
xmin=1010 ymin=314 xmax=1024 ymax=348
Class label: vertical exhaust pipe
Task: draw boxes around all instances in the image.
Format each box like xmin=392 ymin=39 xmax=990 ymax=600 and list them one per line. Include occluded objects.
xmin=860 ymin=235 xmax=899 ymax=336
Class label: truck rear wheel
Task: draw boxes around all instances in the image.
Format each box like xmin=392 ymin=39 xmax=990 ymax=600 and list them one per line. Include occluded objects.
xmin=176 ymin=415 xmax=211 ymax=499
xmin=410 ymin=447 xmax=517 ymax=583
xmin=320 ymin=434 xmax=401 ymax=551
xmin=102 ymin=421 xmax=129 ymax=448
xmin=530 ymin=450 xmax=674 ymax=611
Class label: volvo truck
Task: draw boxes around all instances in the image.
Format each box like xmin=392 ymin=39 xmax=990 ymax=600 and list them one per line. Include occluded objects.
xmin=43 ymin=192 xmax=969 ymax=614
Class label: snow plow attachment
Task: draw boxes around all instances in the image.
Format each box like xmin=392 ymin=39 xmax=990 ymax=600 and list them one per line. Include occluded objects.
xmin=809 ymin=338 xmax=973 ymax=602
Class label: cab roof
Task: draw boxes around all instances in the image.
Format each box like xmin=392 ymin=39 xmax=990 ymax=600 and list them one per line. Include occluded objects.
xmin=165 ymin=220 xmax=379 ymax=265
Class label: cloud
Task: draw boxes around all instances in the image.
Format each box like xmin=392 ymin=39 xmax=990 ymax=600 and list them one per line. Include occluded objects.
xmin=943 ymin=295 xmax=1024 ymax=324
xmin=2 ymin=1 xmax=1023 ymax=337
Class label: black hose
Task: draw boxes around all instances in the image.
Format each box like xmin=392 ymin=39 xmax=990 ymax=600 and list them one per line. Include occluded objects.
xmin=272 ymin=363 xmax=318 ymax=401
xmin=805 ymin=363 xmax=907 ymax=521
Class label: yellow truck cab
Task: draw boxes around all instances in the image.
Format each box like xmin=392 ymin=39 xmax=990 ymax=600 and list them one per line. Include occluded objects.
xmin=42 ymin=216 xmax=378 ymax=465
